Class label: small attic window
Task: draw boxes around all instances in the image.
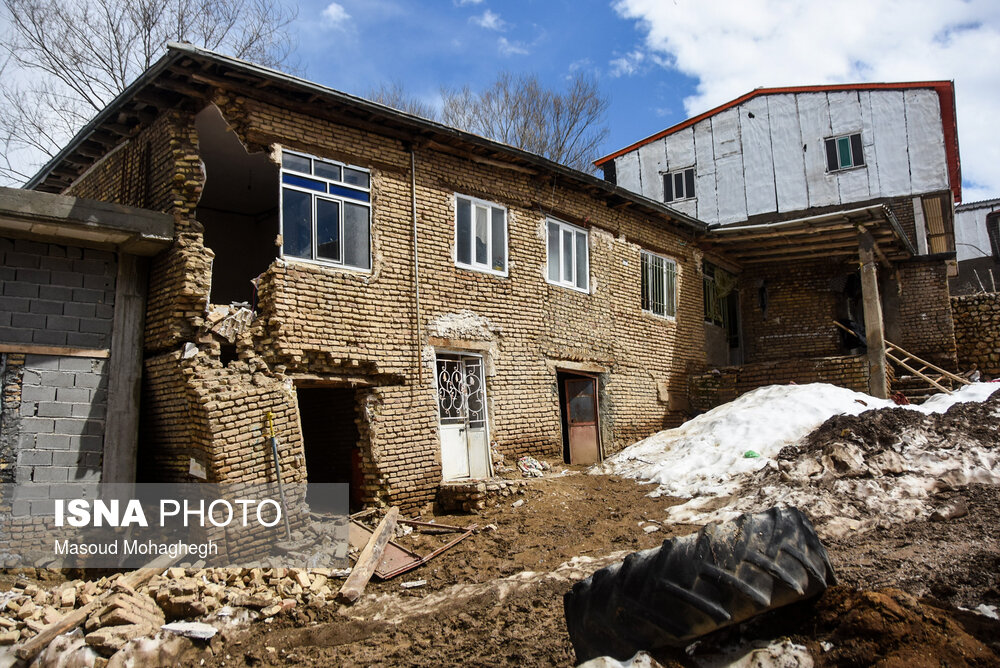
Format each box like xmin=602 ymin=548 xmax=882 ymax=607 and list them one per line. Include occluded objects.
xmin=825 ymin=133 xmax=865 ymax=172
xmin=663 ymin=168 xmax=695 ymax=203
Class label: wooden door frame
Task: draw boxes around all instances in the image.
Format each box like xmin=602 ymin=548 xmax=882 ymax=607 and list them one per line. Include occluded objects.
xmin=557 ymin=369 xmax=603 ymax=464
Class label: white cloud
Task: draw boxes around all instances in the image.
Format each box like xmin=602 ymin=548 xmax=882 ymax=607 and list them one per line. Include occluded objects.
xmin=614 ymin=0 xmax=1000 ymax=201
xmin=321 ymin=2 xmax=351 ymax=29
xmin=454 ymin=0 xmax=483 ymax=5
xmin=472 ymin=10 xmax=506 ymax=31
xmin=609 ymin=50 xmax=645 ymax=77
xmin=498 ymin=37 xmax=529 ymax=56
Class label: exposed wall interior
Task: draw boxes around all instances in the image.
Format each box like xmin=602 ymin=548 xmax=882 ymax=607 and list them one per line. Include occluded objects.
xmin=296 ymin=385 xmax=364 ymax=511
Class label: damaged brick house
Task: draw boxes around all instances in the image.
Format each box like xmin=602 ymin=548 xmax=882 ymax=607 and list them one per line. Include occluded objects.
xmin=24 ymin=44 xmax=722 ymax=513
xmin=596 ymin=82 xmax=963 ymax=405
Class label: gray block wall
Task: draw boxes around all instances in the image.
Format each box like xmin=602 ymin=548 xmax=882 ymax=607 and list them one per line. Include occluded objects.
xmin=11 ymin=355 xmax=106 ymax=514
xmin=0 ymin=237 xmax=116 ymax=349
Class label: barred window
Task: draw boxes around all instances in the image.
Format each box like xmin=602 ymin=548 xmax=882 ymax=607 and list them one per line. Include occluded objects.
xmin=641 ymin=250 xmax=677 ymax=319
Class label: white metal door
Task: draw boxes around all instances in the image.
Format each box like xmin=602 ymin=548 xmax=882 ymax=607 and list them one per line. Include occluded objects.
xmin=436 ymin=354 xmax=491 ymax=481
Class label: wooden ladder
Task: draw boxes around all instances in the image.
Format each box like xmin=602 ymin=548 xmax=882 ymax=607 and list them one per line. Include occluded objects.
xmin=883 ymin=340 xmax=971 ymax=396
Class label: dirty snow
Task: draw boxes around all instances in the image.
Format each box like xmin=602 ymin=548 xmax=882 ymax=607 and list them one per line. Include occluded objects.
xmin=596 ymin=382 xmax=1000 ymax=536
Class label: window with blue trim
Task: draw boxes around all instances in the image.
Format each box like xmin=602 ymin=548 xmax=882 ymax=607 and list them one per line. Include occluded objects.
xmin=280 ymin=150 xmax=372 ymax=270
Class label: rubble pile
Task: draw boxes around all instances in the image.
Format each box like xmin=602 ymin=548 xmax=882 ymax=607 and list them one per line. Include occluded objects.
xmin=0 ymin=565 xmax=346 ymax=662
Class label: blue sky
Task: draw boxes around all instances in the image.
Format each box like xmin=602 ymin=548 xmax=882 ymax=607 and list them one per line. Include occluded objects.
xmin=292 ymin=0 xmax=1000 ymax=202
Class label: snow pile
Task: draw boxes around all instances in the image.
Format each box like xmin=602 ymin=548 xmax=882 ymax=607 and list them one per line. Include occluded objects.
xmin=598 ymin=382 xmax=1000 ymax=537
xmin=594 ymin=383 xmax=896 ymax=499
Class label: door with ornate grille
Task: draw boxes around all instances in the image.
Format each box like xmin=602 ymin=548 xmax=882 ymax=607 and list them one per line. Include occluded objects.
xmin=435 ymin=353 xmax=491 ymax=481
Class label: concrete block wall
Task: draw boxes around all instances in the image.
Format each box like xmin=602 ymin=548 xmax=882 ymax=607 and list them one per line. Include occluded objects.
xmin=0 ymin=237 xmax=116 ymax=349
xmin=895 ymin=258 xmax=957 ymax=369
xmin=0 ymin=353 xmax=105 ymax=515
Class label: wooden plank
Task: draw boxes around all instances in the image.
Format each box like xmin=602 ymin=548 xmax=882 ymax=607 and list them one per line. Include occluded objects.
xmin=15 ymin=551 xmax=178 ymax=661
xmin=338 ymin=507 xmax=399 ymax=604
xmin=885 ymin=340 xmax=970 ymax=386
xmin=0 ymin=344 xmax=109 ymax=358
xmin=102 ymin=255 xmax=149 ymax=487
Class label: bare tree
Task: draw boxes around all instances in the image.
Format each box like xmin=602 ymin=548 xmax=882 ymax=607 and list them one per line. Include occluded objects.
xmin=442 ymin=72 xmax=609 ymax=172
xmin=365 ymin=80 xmax=438 ymax=120
xmin=0 ymin=0 xmax=297 ymax=184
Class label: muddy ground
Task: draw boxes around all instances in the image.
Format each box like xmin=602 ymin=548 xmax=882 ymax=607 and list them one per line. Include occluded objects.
xmin=211 ymin=471 xmax=1000 ymax=667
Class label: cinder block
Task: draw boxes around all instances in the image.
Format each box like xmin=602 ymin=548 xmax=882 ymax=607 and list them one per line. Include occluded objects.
xmin=79 ymin=318 xmax=113 ymax=335
xmin=3 ymin=252 xmax=40 ymax=269
xmin=82 ymin=274 xmax=113 ymax=291
xmin=39 ymin=255 xmax=74 ymax=272
xmin=21 ymin=385 xmax=56 ymax=402
xmin=63 ymin=303 xmax=97 ymax=318
xmin=66 ymin=332 xmax=105 ymax=348
xmin=78 ymin=436 xmax=104 ymax=452
xmin=20 ymin=417 xmax=55 ymax=434
xmin=52 ymin=418 xmax=90 ymax=435
xmin=38 ymin=371 xmax=77 ymax=388
xmin=15 ymin=268 xmax=50 ymax=284
xmin=19 ymin=450 xmax=53 ymax=466
xmin=35 ymin=434 xmax=70 ymax=450
xmin=24 ymin=354 xmax=61 ymax=369
xmin=28 ymin=300 xmax=64 ymax=316
xmin=75 ymin=373 xmax=106 ymax=389
xmin=0 ymin=296 xmax=30 ymax=313
xmin=36 ymin=402 xmax=73 ymax=418
xmin=72 ymin=403 xmax=104 ymax=419
xmin=0 ymin=327 xmax=33 ymax=343
xmin=46 ymin=315 xmax=79 ymax=331
xmin=57 ymin=387 xmax=92 ymax=402
xmin=30 ymin=466 xmax=70 ymax=482
xmin=13 ymin=238 xmax=49 ymax=255
xmin=83 ymin=248 xmax=114 ymax=263
xmin=50 ymin=271 xmax=83 ymax=287
xmin=33 ymin=330 xmax=68 ymax=346
xmin=12 ymin=312 xmax=47 ymax=329
xmin=72 ymin=288 xmax=103 ymax=303
xmin=38 ymin=285 xmax=73 ymax=301
xmin=57 ymin=357 xmax=96 ymax=372
xmin=50 ymin=451 xmax=84 ymax=467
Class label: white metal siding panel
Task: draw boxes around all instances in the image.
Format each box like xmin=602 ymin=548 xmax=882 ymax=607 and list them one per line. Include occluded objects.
xmin=904 ymin=89 xmax=949 ymax=194
xmin=828 ymin=90 xmax=863 ymax=135
xmin=665 ymin=126 xmax=697 ymax=170
xmin=716 ymin=154 xmax=747 ymax=224
xmin=955 ymin=205 xmax=999 ymax=261
xmin=739 ymin=96 xmax=777 ymax=216
xmin=870 ymin=90 xmax=911 ymax=197
xmin=767 ymin=94 xmax=809 ymax=213
xmin=638 ymin=138 xmax=667 ymax=201
xmin=670 ymin=199 xmax=698 ymax=218
xmin=693 ymin=120 xmax=719 ymax=224
xmin=796 ymin=93 xmax=839 ymax=208
xmin=859 ymin=91 xmax=882 ymax=197
xmin=615 ymin=152 xmax=642 ymax=194
xmin=712 ymin=108 xmax=741 ymax=158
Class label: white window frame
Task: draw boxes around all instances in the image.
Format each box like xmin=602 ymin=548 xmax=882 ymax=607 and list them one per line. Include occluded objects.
xmin=545 ymin=218 xmax=589 ymax=293
xmin=454 ymin=194 xmax=509 ymax=277
xmin=662 ymin=167 xmax=696 ymax=203
xmin=640 ymin=249 xmax=677 ymax=320
xmin=279 ymin=148 xmax=372 ymax=272
xmin=824 ymin=132 xmax=865 ymax=172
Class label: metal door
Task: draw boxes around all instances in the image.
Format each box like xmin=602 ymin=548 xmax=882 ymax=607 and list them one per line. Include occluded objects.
xmin=564 ymin=376 xmax=601 ymax=465
xmin=436 ymin=354 xmax=491 ymax=481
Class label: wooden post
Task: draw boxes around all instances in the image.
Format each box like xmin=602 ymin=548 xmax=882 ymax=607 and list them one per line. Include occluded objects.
xmin=337 ymin=507 xmax=399 ymax=604
xmin=858 ymin=232 xmax=888 ymax=399
xmin=103 ymin=254 xmax=149 ymax=488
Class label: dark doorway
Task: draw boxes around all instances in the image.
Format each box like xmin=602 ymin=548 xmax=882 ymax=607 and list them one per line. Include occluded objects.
xmin=557 ymin=371 xmax=602 ymax=465
xmin=296 ymin=386 xmax=363 ymax=512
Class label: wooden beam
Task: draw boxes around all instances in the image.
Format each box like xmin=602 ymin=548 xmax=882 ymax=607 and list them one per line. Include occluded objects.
xmin=337 ymin=507 xmax=399 ymax=604
xmin=0 ymin=344 xmax=109 ymax=358
xmin=102 ymin=255 xmax=149 ymax=486
xmin=858 ymin=230 xmax=888 ymax=399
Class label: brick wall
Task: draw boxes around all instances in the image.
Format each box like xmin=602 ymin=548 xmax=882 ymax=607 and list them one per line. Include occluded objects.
xmin=65 ymin=92 xmax=709 ymax=512
xmin=689 ymin=355 xmax=871 ymax=412
xmin=0 ymin=238 xmax=116 ymax=349
xmin=893 ymin=258 xmax=957 ymax=368
xmin=739 ymin=259 xmax=847 ymax=363
xmin=951 ymin=292 xmax=1000 ymax=376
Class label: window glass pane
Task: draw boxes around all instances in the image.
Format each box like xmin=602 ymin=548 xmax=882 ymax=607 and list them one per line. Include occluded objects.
xmin=342 ymin=202 xmax=370 ymax=269
xmin=491 ymin=208 xmax=506 ymax=272
xmin=314 ymin=160 xmax=342 ymax=181
xmin=316 ymin=198 xmax=341 ymax=262
xmin=838 ymin=136 xmax=852 ymax=168
xmin=456 ymin=198 xmax=472 ymax=265
xmin=562 ymin=229 xmax=573 ymax=282
xmin=328 ymin=184 xmax=370 ymax=203
xmin=342 ymin=167 xmax=370 ymax=189
xmin=675 ymin=173 xmax=685 ymax=198
xmin=282 ymin=173 xmax=326 ymax=192
xmin=474 ymin=205 xmax=489 ymax=265
xmin=685 ymin=169 xmax=696 ymax=199
xmin=850 ymin=133 xmax=865 ymax=167
xmin=663 ymin=174 xmax=673 ymax=202
xmin=641 ymin=253 xmax=650 ymax=311
xmin=666 ymin=261 xmax=677 ymax=317
xmin=825 ymin=139 xmax=839 ymax=172
xmin=575 ymin=231 xmax=588 ymax=289
xmin=282 ymin=151 xmax=311 ymax=174
xmin=547 ymin=222 xmax=560 ymax=282
xmin=566 ymin=379 xmax=595 ymax=423
xmin=281 ymin=188 xmax=312 ymax=258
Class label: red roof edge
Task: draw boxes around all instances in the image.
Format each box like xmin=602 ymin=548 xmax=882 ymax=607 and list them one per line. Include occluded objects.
xmin=597 ymin=81 xmax=962 ymax=203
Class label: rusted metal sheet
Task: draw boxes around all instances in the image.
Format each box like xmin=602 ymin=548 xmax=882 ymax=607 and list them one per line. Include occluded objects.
xmin=349 ymin=519 xmax=477 ymax=580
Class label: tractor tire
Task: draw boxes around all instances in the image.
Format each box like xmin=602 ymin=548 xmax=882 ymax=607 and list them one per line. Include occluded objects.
xmin=563 ymin=506 xmax=836 ymax=664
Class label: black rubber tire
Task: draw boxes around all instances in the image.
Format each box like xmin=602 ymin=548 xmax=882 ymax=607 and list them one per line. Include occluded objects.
xmin=563 ymin=505 xmax=836 ymax=664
